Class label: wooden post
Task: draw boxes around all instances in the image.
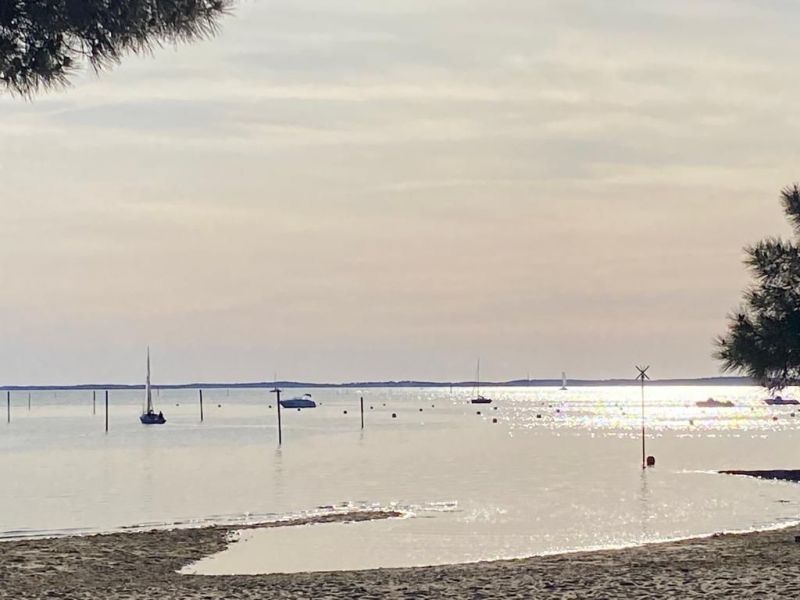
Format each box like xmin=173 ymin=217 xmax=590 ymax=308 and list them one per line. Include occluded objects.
xmin=6 ymin=391 xmax=10 ymax=424
xmin=360 ymin=396 xmax=365 ymax=430
xmin=93 ymin=390 xmax=96 ymax=415
xmin=105 ymin=390 xmax=109 ymax=433
xmin=271 ymin=388 xmax=282 ymax=445
xmin=199 ymin=389 xmax=204 ymax=422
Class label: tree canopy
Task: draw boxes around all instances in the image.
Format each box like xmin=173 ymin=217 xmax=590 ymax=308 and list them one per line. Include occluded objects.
xmin=1 ymin=0 xmax=232 ymax=96
xmin=716 ymin=185 xmax=800 ymax=391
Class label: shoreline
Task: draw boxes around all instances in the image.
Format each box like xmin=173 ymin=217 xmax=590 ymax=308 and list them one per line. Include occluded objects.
xmin=4 ymin=513 xmax=800 ymax=598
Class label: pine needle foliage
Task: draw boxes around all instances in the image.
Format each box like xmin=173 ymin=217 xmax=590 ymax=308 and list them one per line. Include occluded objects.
xmin=1 ymin=0 xmax=232 ymax=96
xmin=716 ymin=185 xmax=800 ymax=391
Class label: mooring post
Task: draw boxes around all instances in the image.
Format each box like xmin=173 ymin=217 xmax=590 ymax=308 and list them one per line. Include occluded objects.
xmin=6 ymin=391 xmax=10 ymax=424
xmin=271 ymin=387 xmax=283 ymax=445
xmin=105 ymin=390 xmax=109 ymax=433
xmin=199 ymin=389 xmax=204 ymax=422
xmin=360 ymin=396 xmax=365 ymax=430
xmin=93 ymin=390 xmax=96 ymax=416
xmin=636 ymin=365 xmax=651 ymax=469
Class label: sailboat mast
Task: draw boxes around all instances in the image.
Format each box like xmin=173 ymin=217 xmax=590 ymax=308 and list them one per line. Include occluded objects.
xmin=146 ymin=348 xmax=153 ymax=413
xmin=477 ymin=358 xmax=481 ymax=397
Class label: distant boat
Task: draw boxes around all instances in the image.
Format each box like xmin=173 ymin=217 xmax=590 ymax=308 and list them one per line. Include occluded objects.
xmin=764 ymin=396 xmax=800 ymax=406
xmin=696 ymin=398 xmax=734 ymax=408
xmin=471 ymin=359 xmax=492 ymax=404
xmin=140 ymin=348 xmax=166 ymax=425
xmin=280 ymin=393 xmax=317 ymax=409
xmin=560 ymin=372 xmax=568 ymax=391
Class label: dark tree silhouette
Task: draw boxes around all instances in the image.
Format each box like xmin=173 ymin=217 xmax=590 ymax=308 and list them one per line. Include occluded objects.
xmin=716 ymin=185 xmax=800 ymax=391
xmin=1 ymin=0 xmax=232 ymax=95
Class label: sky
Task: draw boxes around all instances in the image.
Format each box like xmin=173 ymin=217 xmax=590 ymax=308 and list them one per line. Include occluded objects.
xmin=1 ymin=0 xmax=800 ymax=384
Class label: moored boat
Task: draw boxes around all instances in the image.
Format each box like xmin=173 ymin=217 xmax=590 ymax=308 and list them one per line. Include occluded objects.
xmin=279 ymin=393 xmax=317 ymax=409
xmin=140 ymin=348 xmax=166 ymax=425
xmin=764 ymin=396 xmax=800 ymax=406
xmin=471 ymin=395 xmax=492 ymax=405
xmin=696 ymin=398 xmax=734 ymax=408
xmin=470 ymin=359 xmax=492 ymax=404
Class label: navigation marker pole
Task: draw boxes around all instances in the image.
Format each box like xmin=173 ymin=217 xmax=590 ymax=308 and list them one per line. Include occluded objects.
xmin=105 ymin=390 xmax=109 ymax=433
xmin=6 ymin=391 xmax=9 ymax=424
xmin=199 ymin=389 xmax=204 ymax=422
xmin=271 ymin=387 xmax=282 ymax=445
xmin=636 ymin=365 xmax=652 ymax=469
xmin=28 ymin=392 xmax=31 ymax=412
xmin=361 ymin=396 xmax=365 ymax=430
xmin=93 ymin=390 xmax=96 ymax=415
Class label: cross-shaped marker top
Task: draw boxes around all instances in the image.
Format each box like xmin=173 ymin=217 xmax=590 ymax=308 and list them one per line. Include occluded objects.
xmin=636 ymin=365 xmax=650 ymax=381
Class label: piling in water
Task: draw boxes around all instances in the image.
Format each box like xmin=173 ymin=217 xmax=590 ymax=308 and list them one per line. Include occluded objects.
xmin=272 ymin=388 xmax=282 ymax=445
xmin=360 ymin=396 xmax=364 ymax=430
xmin=104 ymin=390 xmax=109 ymax=433
xmin=199 ymin=389 xmax=204 ymax=422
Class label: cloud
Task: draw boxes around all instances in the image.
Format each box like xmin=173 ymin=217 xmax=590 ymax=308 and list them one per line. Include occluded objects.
xmin=0 ymin=0 xmax=797 ymax=382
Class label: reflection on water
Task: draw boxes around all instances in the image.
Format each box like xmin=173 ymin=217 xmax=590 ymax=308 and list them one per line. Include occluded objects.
xmin=639 ymin=469 xmax=651 ymax=540
xmin=2 ymin=385 xmax=800 ymax=569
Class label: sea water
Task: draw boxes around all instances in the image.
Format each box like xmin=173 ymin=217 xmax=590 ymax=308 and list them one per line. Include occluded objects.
xmin=2 ymin=386 xmax=800 ymax=572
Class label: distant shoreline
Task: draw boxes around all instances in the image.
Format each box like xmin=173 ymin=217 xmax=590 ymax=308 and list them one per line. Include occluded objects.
xmin=0 ymin=376 xmax=755 ymax=391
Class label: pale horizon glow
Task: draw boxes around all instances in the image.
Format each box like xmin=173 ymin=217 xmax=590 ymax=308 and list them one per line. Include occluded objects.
xmin=2 ymin=0 xmax=800 ymax=384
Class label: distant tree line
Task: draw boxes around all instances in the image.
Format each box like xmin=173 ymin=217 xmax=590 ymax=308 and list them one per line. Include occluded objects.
xmin=717 ymin=185 xmax=800 ymax=391
xmin=0 ymin=0 xmax=231 ymax=95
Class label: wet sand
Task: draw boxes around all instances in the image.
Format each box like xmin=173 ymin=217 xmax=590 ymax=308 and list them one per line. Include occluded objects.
xmin=3 ymin=513 xmax=800 ymax=599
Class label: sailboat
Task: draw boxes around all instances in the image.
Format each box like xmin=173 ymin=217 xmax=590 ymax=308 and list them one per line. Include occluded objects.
xmin=560 ymin=371 xmax=568 ymax=391
xmin=470 ymin=359 xmax=492 ymax=404
xmin=140 ymin=348 xmax=166 ymax=425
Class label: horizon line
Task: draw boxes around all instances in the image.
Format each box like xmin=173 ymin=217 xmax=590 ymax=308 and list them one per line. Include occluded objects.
xmin=0 ymin=375 xmax=755 ymax=391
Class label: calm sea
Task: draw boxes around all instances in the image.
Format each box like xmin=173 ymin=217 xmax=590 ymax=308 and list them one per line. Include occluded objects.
xmin=2 ymin=385 xmax=800 ymax=572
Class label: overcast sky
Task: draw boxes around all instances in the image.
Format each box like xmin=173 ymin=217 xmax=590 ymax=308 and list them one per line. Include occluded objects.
xmin=1 ymin=0 xmax=799 ymax=384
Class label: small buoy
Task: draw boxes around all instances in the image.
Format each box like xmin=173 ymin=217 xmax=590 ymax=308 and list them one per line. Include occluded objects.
xmin=391 ymin=413 xmax=397 ymax=418
xmin=343 ymin=410 xmax=348 ymax=415
xmin=217 ymin=404 xmax=222 ymax=408
xmin=432 ymin=405 xmax=435 ymax=408
xmin=773 ymin=416 xmax=779 ymax=421
xmin=792 ymin=413 xmax=796 ymax=418
xmin=556 ymin=409 xmax=561 ymax=413
xmin=176 ymin=403 xmax=180 ymax=407
xmin=689 ymin=419 xmax=694 ymax=426
xmin=370 ymin=406 xmax=374 ymax=410
xmin=646 ymin=456 xmax=656 ymax=467
xmin=419 ymin=408 xmax=423 ymax=412
xmin=492 ymin=418 xmax=498 ymax=424
xmin=493 ymin=406 xmax=498 ymax=410
xmin=383 ymin=403 xmax=386 ymax=407
xmin=536 ymin=414 xmax=542 ymax=419
xmin=297 ymin=408 xmax=301 ymax=411
xmin=269 ymin=405 xmax=272 ymax=409
xmin=476 ymin=411 xmax=481 ymax=415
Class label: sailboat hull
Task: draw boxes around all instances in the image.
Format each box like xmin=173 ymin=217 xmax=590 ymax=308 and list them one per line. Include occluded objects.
xmin=140 ymin=413 xmax=166 ymax=425
xmin=471 ymin=397 xmax=492 ymax=404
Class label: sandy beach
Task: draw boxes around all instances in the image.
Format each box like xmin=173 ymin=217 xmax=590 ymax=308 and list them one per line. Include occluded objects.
xmin=4 ymin=511 xmax=800 ymax=599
